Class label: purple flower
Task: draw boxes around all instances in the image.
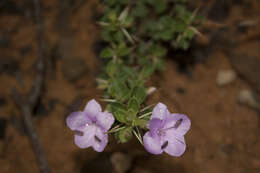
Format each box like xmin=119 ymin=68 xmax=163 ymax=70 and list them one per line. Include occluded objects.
xmin=66 ymin=99 xmax=114 ymax=152
xmin=143 ymin=103 xmax=191 ymax=157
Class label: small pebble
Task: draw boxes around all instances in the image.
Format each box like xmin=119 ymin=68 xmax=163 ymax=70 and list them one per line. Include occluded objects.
xmin=216 ymin=70 xmax=236 ymax=86
xmin=146 ymin=87 xmax=157 ymax=95
xmin=110 ymin=152 xmax=132 ymax=173
xmin=238 ymin=89 xmax=260 ymax=110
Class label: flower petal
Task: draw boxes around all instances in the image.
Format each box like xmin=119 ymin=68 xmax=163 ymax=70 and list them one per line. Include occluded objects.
xmin=151 ymin=103 xmax=170 ymax=120
xmin=163 ymin=130 xmax=186 ymax=157
xmin=164 ymin=114 xmax=191 ymax=135
xmin=148 ymin=118 xmax=164 ymax=136
xmin=92 ymin=127 xmax=108 ymax=152
xmin=96 ymin=111 xmax=115 ymax=131
xmin=143 ymin=132 xmax=163 ymax=155
xmin=66 ymin=111 xmax=91 ymax=130
xmin=74 ymin=125 xmax=96 ymax=148
xmin=84 ymin=99 xmax=102 ymax=121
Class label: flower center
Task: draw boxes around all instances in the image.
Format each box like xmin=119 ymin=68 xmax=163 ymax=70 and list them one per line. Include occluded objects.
xmin=161 ymin=118 xmax=184 ymax=132
xmin=157 ymin=129 xmax=166 ymax=136
xmin=157 ymin=118 xmax=184 ymax=139
xmin=161 ymin=141 xmax=168 ymax=149
xmin=173 ymin=118 xmax=183 ymax=129
xmin=94 ymin=135 xmax=102 ymax=143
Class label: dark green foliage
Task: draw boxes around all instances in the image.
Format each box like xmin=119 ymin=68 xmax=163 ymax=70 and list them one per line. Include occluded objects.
xmin=115 ymin=126 xmax=133 ymax=143
xmin=98 ymin=0 xmax=200 ymax=143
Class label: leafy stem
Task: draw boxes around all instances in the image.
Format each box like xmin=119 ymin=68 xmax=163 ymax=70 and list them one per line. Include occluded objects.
xmin=98 ymin=0 xmax=200 ymax=143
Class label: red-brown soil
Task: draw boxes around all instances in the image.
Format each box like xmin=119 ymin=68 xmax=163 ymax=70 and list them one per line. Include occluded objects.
xmin=0 ymin=0 xmax=260 ymax=173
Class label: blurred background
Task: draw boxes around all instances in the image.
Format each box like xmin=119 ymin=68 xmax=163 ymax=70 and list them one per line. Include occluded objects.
xmin=0 ymin=0 xmax=260 ymax=173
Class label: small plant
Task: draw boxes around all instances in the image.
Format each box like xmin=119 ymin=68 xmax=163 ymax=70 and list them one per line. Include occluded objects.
xmin=67 ymin=0 xmax=198 ymax=157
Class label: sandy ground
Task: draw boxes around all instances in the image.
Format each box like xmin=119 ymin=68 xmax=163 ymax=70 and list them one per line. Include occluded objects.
xmin=0 ymin=0 xmax=260 ymax=173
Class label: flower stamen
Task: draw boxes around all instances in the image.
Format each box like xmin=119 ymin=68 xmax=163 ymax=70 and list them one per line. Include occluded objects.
xmin=95 ymin=135 xmax=102 ymax=143
xmin=161 ymin=141 xmax=168 ymax=149
xmin=173 ymin=118 xmax=183 ymax=129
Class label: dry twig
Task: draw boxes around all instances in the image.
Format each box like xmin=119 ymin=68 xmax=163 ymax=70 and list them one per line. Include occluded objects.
xmin=12 ymin=0 xmax=51 ymax=173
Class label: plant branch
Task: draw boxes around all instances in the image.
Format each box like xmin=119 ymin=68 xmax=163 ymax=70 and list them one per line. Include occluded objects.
xmin=11 ymin=0 xmax=51 ymax=173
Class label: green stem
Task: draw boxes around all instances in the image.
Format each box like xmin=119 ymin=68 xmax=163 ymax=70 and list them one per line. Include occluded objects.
xmin=139 ymin=112 xmax=152 ymax=119
xmin=133 ymin=128 xmax=143 ymax=145
xmin=107 ymin=126 xmax=126 ymax=134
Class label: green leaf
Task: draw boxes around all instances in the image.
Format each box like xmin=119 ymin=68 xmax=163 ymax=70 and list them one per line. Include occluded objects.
xmin=154 ymin=0 xmax=167 ymax=14
xmin=173 ymin=19 xmax=186 ymax=32
xmin=110 ymin=102 xmax=128 ymax=123
xmin=151 ymin=44 xmax=167 ymax=58
xmin=117 ymin=127 xmax=133 ymax=143
xmin=135 ymin=119 xmax=148 ymax=129
xmin=126 ymin=109 xmax=137 ymax=123
xmin=127 ymin=98 xmax=139 ymax=116
xmin=121 ymin=16 xmax=134 ymax=28
xmin=175 ymin=5 xmax=192 ymax=24
xmin=184 ymin=28 xmax=195 ymax=39
xmin=113 ymin=31 xmax=125 ymax=43
xmin=121 ymin=66 xmax=135 ymax=78
xmin=108 ymin=79 xmax=131 ymax=102
xmin=178 ymin=37 xmax=190 ymax=50
xmin=100 ymin=48 xmax=114 ymax=58
xmin=106 ymin=0 xmax=116 ymax=6
xmin=159 ymin=16 xmax=174 ymax=28
xmin=175 ymin=4 xmax=186 ymax=17
xmin=154 ymin=57 xmax=165 ymax=70
xmin=133 ymin=87 xmax=146 ymax=104
xmin=117 ymin=43 xmax=131 ymax=57
xmin=118 ymin=47 xmax=131 ymax=56
xmin=106 ymin=61 xmax=118 ymax=77
xmin=118 ymin=82 xmax=130 ymax=101
xmin=106 ymin=24 xmax=118 ymax=32
xmin=101 ymin=30 xmax=113 ymax=42
xmin=140 ymin=65 xmax=155 ymax=79
xmin=132 ymin=3 xmax=148 ymax=18
xmin=108 ymin=11 xmax=117 ymax=22
xmin=158 ymin=30 xmax=174 ymax=41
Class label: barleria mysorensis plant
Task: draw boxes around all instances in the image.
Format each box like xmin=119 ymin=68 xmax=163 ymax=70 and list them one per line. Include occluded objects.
xmin=67 ymin=0 xmax=200 ymax=156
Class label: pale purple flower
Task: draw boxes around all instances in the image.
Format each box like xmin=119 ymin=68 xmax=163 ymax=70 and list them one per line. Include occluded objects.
xmin=66 ymin=99 xmax=114 ymax=152
xmin=143 ymin=103 xmax=191 ymax=157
